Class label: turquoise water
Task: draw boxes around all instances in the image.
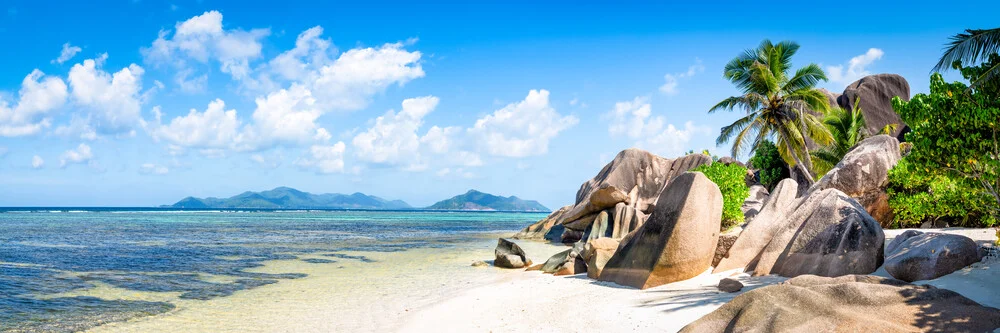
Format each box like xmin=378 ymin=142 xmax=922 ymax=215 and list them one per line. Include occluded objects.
xmin=0 ymin=210 xmax=545 ymax=332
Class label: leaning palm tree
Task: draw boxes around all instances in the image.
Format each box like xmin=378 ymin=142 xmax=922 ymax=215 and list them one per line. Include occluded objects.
xmin=811 ymin=100 xmax=868 ymax=177
xmin=710 ymin=39 xmax=833 ymax=181
xmin=934 ymin=28 xmax=1000 ymax=88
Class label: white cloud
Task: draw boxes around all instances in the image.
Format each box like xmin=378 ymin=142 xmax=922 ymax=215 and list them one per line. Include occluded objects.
xmin=147 ymin=100 xmax=243 ymax=154
xmin=142 ymin=10 xmax=270 ymax=80
xmin=309 ymin=42 xmax=424 ymax=110
xmin=827 ymin=48 xmax=884 ymax=86
xmin=53 ymin=116 xmax=99 ymax=141
xmin=241 ymin=84 xmax=327 ymax=150
xmin=608 ymin=96 xmax=711 ymax=157
xmin=659 ymin=59 xmax=704 ymax=95
xmin=139 ymin=163 xmax=169 ymax=175
xmin=68 ymin=54 xmax=146 ymax=135
xmin=0 ymin=70 xmax=68 ymax=137
xmin=469 ymin=89 xmax=578 ymax=158
xmin=59 ymin=143 xmax=93 ymax=167
xmin=295 ymin=142 xmax=346 ymax=174
xmin=352 ymin=96 xmax=438 ymax=167
xmin=52 ymin=43 xmax=82 ymax=64
xmin=31 ymin=155 xmax=44 ymax=169
xmin=420 ymin=125 xmax=461 ymax=154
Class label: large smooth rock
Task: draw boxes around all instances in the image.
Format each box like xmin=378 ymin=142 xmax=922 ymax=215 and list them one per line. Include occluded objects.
xmin=680 ymin=275 xmax=1000 ymax=333
xmin=811 ymin=135 xmax=901 ymax=227
xmin=599 ymin=172 xmax=723 ymax=289
xmin=714 ymin=179 xmax=799 ymax=273
xmin=839 ymin=74 xmax=911 ymax=140
xmin=561 ymin=149 xmax=712 ymax=224
xmin=513 ymin=206 xmax=571 ymax=241
xmin=752 ymin=188 xmax=884 ymax=277
xmin=583 ymin=238 xmax=620 ymax=279
xmin=494 ymin=238 xmax=529 ymax=269
xmin=740 ymin=185 xmax=769 ymax=222
xmin=885 ymin=230 xmax=983 ymax=282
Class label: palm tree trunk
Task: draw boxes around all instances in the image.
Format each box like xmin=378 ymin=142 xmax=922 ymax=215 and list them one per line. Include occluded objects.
xmin=783 ymin=139 xmax=815 ymax=191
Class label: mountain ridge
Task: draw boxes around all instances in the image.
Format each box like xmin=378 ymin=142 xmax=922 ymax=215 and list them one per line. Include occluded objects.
xmin=425 ymin=189 xmax=549 ymax=212
xmin=166 ymin=187 xmax=548 ymax=212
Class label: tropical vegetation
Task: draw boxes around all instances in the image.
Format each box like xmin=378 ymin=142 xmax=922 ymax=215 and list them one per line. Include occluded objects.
xmin=809 ymin=100 xmax=868 ymax=177
xmin=747 ymin=140 xmax=789 ymax=190
xmin=693 ymin=163 xmax=750 ymax=230
xmin=710 ymin=39 xmax=833 ymax=181
xmin=888 ymin=55 xmax=1000 ymax=228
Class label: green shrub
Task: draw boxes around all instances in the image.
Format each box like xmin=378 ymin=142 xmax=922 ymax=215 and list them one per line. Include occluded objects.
xmin=748 ymin=141 xmax=789 ymax=191
xmin=693 ymin=163 xmax=749 ymax=230
xmin=889 ymin=63 xmax=1000 ymax=228
xmin=887 ymin=159 xmax=998 ymax=228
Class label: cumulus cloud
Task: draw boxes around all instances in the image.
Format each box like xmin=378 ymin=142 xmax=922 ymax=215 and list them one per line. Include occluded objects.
xmin=139 ymin=163 xmax=169 ymax=175
xmin=827 ymin=48 xmax=884 ymax=86
xmin=142 ymin=10 xmax=269 ymax=80
xmin=68 ymin=54 xmax=146 ymax=135
xmin=144 ymin=22 xmax=424 ymax=160
xmin=469 ymin=89 xmax=578 ymax=158
xmin=295 ymin=142 xmax=346 ymax=174
xmin=59 ymin=143 xmax=93 ymax=167
xmin=31 ymin=155 xmax=44 ymax=169
xmin=352 ymin=96 xmax=438 ymax=167
xmin=241 ymin=84 xmax=328 ymax=150
xmin=52 ymin=43 xmax=82 ymax=64
xmin=660 ymin=59 xmax=704 ymax=95
xmin=0 ymin=70 xmax=68 ymax=136
xmin=147 ymin=100 xmax=243 ymax=155
xmin=607 ymin=96 xmax=711 ymax=157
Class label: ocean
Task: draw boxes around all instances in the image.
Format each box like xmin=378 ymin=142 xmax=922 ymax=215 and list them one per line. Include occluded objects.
xmin=0 ymin=209 xmax=547 ymax=332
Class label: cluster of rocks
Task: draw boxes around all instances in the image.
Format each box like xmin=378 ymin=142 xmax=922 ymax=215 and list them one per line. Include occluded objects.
xmin=489 ymin=74 xmax=999 ymax=331
xmin=513 ymin=148 xmax=712 ymax=244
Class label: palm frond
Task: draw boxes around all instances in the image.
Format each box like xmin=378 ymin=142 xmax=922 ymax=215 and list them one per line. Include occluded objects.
xmin=709 ymin=96 xmax=752 ymax=114
xmin=717 ymin=112 xmax=758 ymax=146
xmin=970 ymin=59 xmax=1000 ymax=89
xmin=934 ymin=28 xmax=1000 ymax=72
xmin=782 ymin=64 xmax=828 ymax=93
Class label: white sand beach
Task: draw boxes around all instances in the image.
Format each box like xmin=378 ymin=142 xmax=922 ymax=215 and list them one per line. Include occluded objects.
xmin=85 ymin=228 xmax=997 ymax=333
xmin=401 ymin=228 xmax=999 ymax=333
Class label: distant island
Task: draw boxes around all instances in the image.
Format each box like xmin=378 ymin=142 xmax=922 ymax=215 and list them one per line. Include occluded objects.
xmin=426 ymin=189 xmax=549 ymax=212
xmin=165 ymin=187 xmax=549 ymax=212
xmin=166 ymin=187 xmax=411 ymax=210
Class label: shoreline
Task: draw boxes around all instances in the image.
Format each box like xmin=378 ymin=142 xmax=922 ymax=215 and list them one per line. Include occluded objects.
xmin=83 ymin=228 xmax=997 ymax=332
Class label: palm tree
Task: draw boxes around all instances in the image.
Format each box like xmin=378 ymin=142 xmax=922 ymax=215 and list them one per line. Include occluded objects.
xmin=934 ymin=28 xmax=1000 ymax=88
xmin=811 ymin=100 xmax=868 ymax=177
xmin=710 ymin=39 xmax=833 ymax=181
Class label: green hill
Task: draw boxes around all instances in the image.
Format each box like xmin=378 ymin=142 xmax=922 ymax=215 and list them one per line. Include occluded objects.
xmin=426 ymin=190 xmax=549 ymax=212
xmin=167 ymin=187 xmax=411 ymax=210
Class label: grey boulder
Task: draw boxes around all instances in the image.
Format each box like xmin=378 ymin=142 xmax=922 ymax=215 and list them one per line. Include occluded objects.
xmin=811 ymin=135 xmax=901 ymax=227
xmin=494 ymin=238 xmax=530 ymax=269
xmin=884 ymin=230 xmax=983 ymax=282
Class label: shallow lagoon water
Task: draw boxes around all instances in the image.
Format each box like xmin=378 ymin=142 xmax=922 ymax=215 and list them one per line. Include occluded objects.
xmin=0 ymin=210 xmax=546 ymax=332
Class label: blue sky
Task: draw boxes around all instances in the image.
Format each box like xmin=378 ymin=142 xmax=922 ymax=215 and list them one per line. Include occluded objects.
xmin=0 ymin=1 xmax=997 ymax=208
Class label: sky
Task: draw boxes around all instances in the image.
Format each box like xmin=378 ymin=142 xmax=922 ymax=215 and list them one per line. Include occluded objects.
xmin=0 ymin=1 xmax=997 ymax=208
